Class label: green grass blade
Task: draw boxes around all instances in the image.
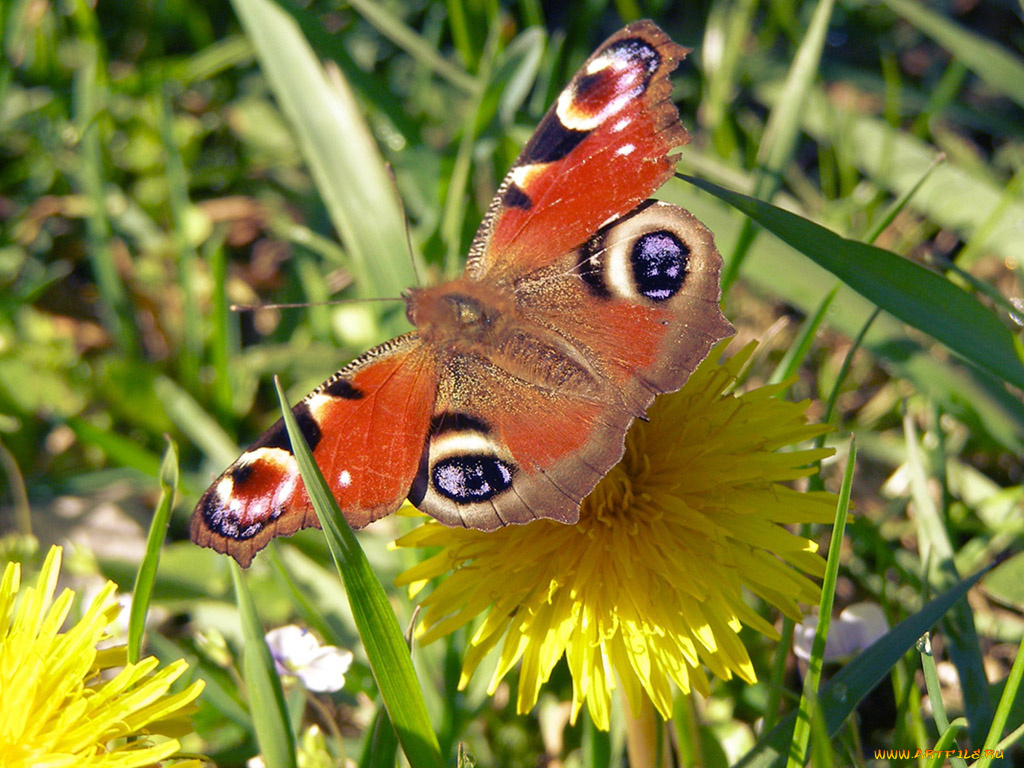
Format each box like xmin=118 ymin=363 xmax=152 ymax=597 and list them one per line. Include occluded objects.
xmin=786 ymin=437 xmax=854 ymax=768
xmin=822 ymin=308 xmax=879 ymax=428
xmin=158 ymin=82 xmax=201 ymax=393
xmin=881 ymin=0 xmax=1024 ymax=109
xmin=274 ymin=378 xmax=445 ymax=768
xmin=64 ymin=416 xmax=163 ymax=478
xmin=71 ymin=36 xmax=136 ymax=353
xmin=863 ymin=152 xmax=946 ymax=245
xmin=904 ymin=412 xmax=992 ymax=745
xmin=735 ymin=567 xmax=987 ymax=768
xmin=232 ymin=561 xmax=298 ymax=768
xmin=769 ymin=285 xmax=837 ymax=386
xmin=127 ymin=437 xmax=179 ymax=664
xmin=155 ymin=375 xmax=240 ymax=469
xmin=230 ymin=0 xmax=418 ymax=307
xmin=720 ymin=0 xmax=837 ymax=289
xmin=682 ymin=174 xmax=1024 ymax=391
xmin=927 ymin=717 xmax=969 ymax=768
xmin=205 ymin=232 xmax=236 ymax=422
xmin=977 ymin=634 xmax=1024 ymax=767
xmin=358 ymin=706 xmax=400 ymax=768
xmin=921 ymin=635 xmax=953 ymax=754
xmin=701 ymin=0 xmax=758 ymax=157
xmin=346 ymin=0 xmax=475 ymax=92
xmin=812 ymin=154 xmax=944 ymax=433
xmin=663 ymin=183 xmax=1024 ymax=454
xmin=791 ymin=89 xmax=1024 ymax=269
xmin=441 ymin=25 xmax=496 ymax=276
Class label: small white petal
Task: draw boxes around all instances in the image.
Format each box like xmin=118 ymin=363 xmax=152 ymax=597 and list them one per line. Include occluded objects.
xmin=295 ymin=647 xmax=354 ymax=693
xmin=794 ymin=602 xmax=889 ymax=663
xmin=264 ymin=624 xmax=353 ymax=692
xmin=266 ymin=625 xmax=317 ymax=664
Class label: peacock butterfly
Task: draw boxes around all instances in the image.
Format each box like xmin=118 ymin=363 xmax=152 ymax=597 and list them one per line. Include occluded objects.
xmin=191 ymin=20 xmax=734 ymax=566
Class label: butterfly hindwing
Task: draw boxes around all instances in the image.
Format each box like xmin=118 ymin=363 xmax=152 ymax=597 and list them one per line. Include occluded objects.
xmin=411 ymin=202 xmax=732 ymax=531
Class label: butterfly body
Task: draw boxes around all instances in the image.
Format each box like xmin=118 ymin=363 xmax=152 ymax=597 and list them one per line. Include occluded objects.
xmin=191 ymin=21 xmax=733 ymax=566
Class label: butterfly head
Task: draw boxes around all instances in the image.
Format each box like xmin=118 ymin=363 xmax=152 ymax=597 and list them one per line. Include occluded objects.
xmin=405 ymin=279 xmax=515 ymax=345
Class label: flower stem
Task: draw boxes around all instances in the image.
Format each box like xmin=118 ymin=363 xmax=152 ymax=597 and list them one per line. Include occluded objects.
xmin=624 ymin=695 xmax=671 ymax=768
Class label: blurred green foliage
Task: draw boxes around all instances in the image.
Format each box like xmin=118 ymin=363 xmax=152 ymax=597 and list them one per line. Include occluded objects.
xmin=2 ymin=0 xmax=1023 ymax=765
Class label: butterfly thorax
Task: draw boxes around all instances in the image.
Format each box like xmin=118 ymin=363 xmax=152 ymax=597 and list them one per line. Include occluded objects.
xmin=405 ymin=275 xmax=610 ymax=400
xmin=404 ymin=278 xmax=517 ymax=348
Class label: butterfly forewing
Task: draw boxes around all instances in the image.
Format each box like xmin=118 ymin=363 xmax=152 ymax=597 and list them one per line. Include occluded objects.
xmin=190 ymin=336 xmax=436 ymax=566
xmin=468 ymin=21 xmax=691 ymax=280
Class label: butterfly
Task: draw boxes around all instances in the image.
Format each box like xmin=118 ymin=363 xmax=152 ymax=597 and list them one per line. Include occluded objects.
xmin=191 ymin=20 xmax=733 ymax=566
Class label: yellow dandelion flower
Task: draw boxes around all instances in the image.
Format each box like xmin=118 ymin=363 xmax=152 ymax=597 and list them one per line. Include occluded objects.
xmin=0 ymin=546 xmax=205 ymax=767
xmin=395 ymin=343 xmax=837 ymax=730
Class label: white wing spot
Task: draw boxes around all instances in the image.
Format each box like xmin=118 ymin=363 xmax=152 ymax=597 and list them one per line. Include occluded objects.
xmin=586 ymin=53 xmax=614 ymax=74
xmin=338 ymin=470 xmax=352 ymax=488
xmin=616 ymin=143 xmax=636 ymax=156
xmin=273 ymin=471 xmax=298 ymax=509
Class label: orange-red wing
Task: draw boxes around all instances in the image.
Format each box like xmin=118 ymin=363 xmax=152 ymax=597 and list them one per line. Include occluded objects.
xmin=467 ymin=21 xmax=690 ymax=280
xmin=190 ymin=334 xmax=436 ymax=566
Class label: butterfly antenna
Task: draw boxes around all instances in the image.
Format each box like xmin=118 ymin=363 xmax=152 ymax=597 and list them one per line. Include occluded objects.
xmin=384 ymin=162 xmax=423 ymax=288
xmin=231 ymin=296 xmax=404 ymax=312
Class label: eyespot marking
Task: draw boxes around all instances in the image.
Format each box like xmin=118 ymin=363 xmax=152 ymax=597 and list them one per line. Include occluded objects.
xmin=432 ymin=454 xmax=514 ymax=503
xmin=606 ymin=38 xmax=660 ymax=77
xmin=200 ymin=490 xmax=273 ymax=541
xmin=576 ymin=236 xmax=611 ymax=298
xmin=228 ymin=461 xmax=255 ymax=487
xmin=631 ymin=230 xmax=689 ymax=301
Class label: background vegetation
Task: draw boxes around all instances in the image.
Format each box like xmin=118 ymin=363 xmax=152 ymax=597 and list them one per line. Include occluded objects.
xmin=1 ymin=0 xmax=1023 ymax=765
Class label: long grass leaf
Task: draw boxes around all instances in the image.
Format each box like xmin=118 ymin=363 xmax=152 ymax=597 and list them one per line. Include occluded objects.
xmin=977 ymin=634 xmax=1024 ymax=767
xmin=682 ymin=174 xmax=1024 ymax=391
xmin=720 ymin=0 xmax=836 ymax=288
xmin=232 ymin=561 xmax=298 ymax=768
xmin=159 ymin=82 xmax=201 ymax=393
xmin=358 ymin=706 xmax=400 ymax=768
xmin=127 ymin=438 xmax=179 ymax=664
xmin=881 ymin=0 xmax=1024 ymax=109
xmin=768 ymin=286 xmax=837 ymax=386
xmin=205 ymin=232 xmax=236 ymax=422
xmin=70 ymin=30 xmax=135 ymax=353
xmin=275 ymin=378 xmax=445 ymax=768
xmin=786 ymin=437 xmax=854 ymax=768
xmin=230 ymin=0 xmax=418 ymax=307
xmin=65 ymin=416 xmax=163 ymax=477
xmin=735 ymin=568 xmax=987 ymax=768
xmin=441 ymin=25 xmax=495 ymax=276
xmin=790 ymin=88 xmax=1024 ymax=269
xmin=155 ymin=375 xmax=240 ymax=468
xmin=663 ymin=184 xmax=1024 ymax=454
xmin=701 ymin=0 xmax=758 ymax=156
xmin=927 ymin=717 xmax=969 ymax=768
xmin=904 ymin=412 xmax=992 ymax=746
xmin=346 ymin=0 xmax=475 ymax=92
